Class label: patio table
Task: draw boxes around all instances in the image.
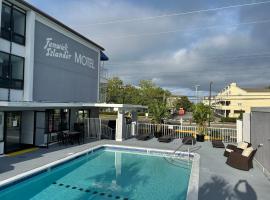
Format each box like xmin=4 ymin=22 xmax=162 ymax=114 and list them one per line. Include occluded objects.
xmin=66 ymin=131 xmax=81 ymax=145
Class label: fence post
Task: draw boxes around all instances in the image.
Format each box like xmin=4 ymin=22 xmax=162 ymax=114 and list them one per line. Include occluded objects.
xmin=237 ymin=120 xmax=243 ymax=143
xmin=98 ymin=118 xmax=102 ymax=140
xmin=131 ymin=121 xmax=137 ymax=137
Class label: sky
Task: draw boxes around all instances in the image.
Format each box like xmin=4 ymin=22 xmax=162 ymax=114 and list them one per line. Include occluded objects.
xmin=26 ymin=0 xmax=270 ymax=98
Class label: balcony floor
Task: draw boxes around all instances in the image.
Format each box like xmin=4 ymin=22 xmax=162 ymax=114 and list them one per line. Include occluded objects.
xmin=0 ymin=138 xmax=269 ymax=200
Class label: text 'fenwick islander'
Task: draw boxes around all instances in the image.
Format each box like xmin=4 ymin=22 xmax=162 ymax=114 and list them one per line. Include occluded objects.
xmin=44 ymin=37 xmax=95 ymax=69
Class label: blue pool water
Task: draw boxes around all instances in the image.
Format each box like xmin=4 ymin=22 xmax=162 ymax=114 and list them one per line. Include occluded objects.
xmin=0 ymin=148 xmax=191 ymax=200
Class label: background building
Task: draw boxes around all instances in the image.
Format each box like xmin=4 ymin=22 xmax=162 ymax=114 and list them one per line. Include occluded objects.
xmin=204 ymin=83 xmax=270 ymax=118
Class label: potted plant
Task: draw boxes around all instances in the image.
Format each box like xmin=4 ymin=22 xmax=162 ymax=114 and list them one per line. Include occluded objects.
xmin=192 ymin=103 xmax=213 ymax=142
xmin=151 ymin=101 xmax=169 ymax=138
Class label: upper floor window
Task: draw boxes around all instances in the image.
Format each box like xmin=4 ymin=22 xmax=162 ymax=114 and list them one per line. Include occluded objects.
xmin=1 ymin=3 xmax=26 ymax=45
xmin=0 ymin=51 xmax=24 ymax=90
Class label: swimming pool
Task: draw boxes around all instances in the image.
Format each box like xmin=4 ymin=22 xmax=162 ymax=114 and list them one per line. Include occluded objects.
xmin=0 ymin=145 xmax=199 ymax=200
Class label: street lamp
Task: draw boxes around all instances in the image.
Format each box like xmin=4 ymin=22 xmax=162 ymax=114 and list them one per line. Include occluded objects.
xmin=208 ymin=81 xmax=213 ymax=127
xmin=194 ymin=85 xmax=200 ymax=104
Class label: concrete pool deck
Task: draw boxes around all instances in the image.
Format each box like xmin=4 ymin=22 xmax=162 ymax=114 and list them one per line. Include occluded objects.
xmin=0 ymin=138 xmax=269 ymax=200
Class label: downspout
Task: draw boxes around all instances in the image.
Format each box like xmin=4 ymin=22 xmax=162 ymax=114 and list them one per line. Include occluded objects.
xmin=7 ymin=5 xmax=14 ymax=102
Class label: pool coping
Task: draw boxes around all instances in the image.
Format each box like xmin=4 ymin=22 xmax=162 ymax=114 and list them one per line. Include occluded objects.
xmin=0 ymin=144 xmax=199 ymax=200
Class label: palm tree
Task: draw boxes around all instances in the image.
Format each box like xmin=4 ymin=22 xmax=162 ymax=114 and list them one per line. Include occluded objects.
xmin=151 ymin=101 xmax=169 ymax=137
xmin=192 ymin=103 xmax=213 ymax=138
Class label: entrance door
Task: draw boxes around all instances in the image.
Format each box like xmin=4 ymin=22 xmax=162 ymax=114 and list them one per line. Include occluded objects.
xmin=34 ymin=111 xmax=46 ymax=146
xmin=4 ymin=112 xmax=22 ymax=153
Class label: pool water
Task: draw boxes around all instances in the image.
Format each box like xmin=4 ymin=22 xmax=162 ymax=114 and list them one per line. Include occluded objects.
xmin=0 ymin=148 xmax=191 ymax=200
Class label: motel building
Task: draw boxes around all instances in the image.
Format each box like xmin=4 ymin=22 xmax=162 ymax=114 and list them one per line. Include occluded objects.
xmin=0 ymin=0 xmax=144 ymax=155
xmin=203 ymin=83 xmax=270 ymax=118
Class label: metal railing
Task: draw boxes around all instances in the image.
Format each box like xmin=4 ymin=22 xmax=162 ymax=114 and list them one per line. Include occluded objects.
xmin=101 ymin=124 xmax=113 ymax=139
xmin=137 ymin=123 xmax=237 ymax=143
xmin=137 ymin=123 xmax=196 ymax=139
xmin=124 ymin=124 xmax=132 ymax=139
xmin=84 ymin=118 xmax=115 ymax=140
xmin=206 ymin=127 xmax=237 ymax=143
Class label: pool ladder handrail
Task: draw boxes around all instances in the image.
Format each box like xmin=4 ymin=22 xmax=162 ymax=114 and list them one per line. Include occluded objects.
xmin=172 ymin=137 xmax=197 ymax=160
xmin=164 ymin=137 xmax=198 ymax=167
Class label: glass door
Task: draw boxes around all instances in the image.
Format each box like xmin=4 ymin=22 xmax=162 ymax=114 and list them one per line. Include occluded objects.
xmin=5 ymin=112 xmax=21 ymax=153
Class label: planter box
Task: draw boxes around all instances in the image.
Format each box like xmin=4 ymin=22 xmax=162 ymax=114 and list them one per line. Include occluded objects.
xmin=196 ymin=134 xmax=205 ymax=142
xmin=154 ymin=131 xmax=162 ymax=138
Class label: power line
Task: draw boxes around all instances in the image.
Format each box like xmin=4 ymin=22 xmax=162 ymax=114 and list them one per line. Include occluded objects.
xmin=104 ymin=51 xmax=270 ymax=67
xmin=94 ymin=18 xmax=270 ymax=39
xmin=74 ymin=0 xmax=270 ymax=27
xmin=109 ymin=51 xmax=270 ymax=63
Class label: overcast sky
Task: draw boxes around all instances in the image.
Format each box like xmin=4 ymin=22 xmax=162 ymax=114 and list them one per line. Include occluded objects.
xmin=27 ymin=0 xmax=270 ymax=97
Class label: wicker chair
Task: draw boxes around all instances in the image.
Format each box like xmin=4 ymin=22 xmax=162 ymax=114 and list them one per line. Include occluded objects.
xmin=224 ymin=142 xmax=251 ymax=157
xmin=226 ymin=149 xmax=257 ymax=171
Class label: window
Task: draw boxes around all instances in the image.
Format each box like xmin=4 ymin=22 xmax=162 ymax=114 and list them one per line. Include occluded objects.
xmin=76 ymin=110 xmax=89 ymax=122
xmin=1 ymin=3 xmax=26 ymax=45
xmin=11 ymin=55 xmax=24 ymax=89
xmin=0 ymin=52 xmax=10 ymax=88
xmin=46 ymin=109 xmax=70 ymax=133
xmin=1 ymin=3 xmax=11 ymax=40
xmin=0 ymin=51 xmax=24 ymax=89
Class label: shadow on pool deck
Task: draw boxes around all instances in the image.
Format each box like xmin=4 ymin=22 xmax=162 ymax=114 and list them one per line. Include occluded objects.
xmin=199 ymin=176 xmax=257 ymax=200
xmin=0 ymin=138 xmax=100 ymax=178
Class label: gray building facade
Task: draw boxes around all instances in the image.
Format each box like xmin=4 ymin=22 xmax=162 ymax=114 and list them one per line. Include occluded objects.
xmin=33 ymin=21 xmax=99 ymax=102
xmin=250 ymin=107 xmax=270 ymax=176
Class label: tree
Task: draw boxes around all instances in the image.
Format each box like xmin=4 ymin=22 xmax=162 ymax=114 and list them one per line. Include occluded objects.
xmin=139 ymin=80 xmax=171 ymax=109
xmin=192 ymin=103 xmax=213 ymax=134
xmin=174 ymin=96 xmax=193 ymax=112
xmin=121 ymin=84 xmax=140 ymax=104
xmin=106 ymin=77 xmax=172 ymax=116
xmin=106 ymin=77 xmax=124 ymax=103
xmin=151 ymin=101 xmax=169 ymax=124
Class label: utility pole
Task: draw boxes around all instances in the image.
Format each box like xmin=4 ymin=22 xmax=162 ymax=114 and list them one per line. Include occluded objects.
xmin=194 ymin=85 xmax=200 ymax=104
xmin=208 ymin=81 xmax=213 ymax=127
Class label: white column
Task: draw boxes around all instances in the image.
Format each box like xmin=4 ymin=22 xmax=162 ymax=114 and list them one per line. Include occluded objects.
xmin=115 ymin=108 xmax=125 ymax=141
xmin=131 ymin=111 xmax=137 ymax=136
xmin=242 ymin=113 xmax=251 ymax=143
xmin=0 ymin=0 xmax=2 ymax=26
xmin=236 ymin=120 xmax=243 ymax=143
xmin=23 ymin=10 xmax=36 ymax=101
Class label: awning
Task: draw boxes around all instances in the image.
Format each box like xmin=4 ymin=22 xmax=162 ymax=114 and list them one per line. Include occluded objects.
xmin=0 ymin=101 xmax=147 ymax=111
xmin=100 ymin=51 xmax=109 ymax=61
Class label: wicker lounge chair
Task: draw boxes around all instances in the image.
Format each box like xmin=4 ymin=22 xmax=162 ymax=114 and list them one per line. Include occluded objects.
xmin=212 ymin=140 xmax=225 ymax=148
xmin=226 ymin=148 xmax=257 ymax=171
xmin=182 ymin=136 xmax=196 ymax=145
xmin=224 ymin=142 xmax=251 ymax=157
xmin=136 ymin=134 xmax=152 ymax=141
xmin=158 ymin=135 xmax=173 ymax=143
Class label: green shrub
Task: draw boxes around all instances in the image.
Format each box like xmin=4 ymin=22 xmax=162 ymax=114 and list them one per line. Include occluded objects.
xmin=220 ymin=117 xmax=237 ymax=123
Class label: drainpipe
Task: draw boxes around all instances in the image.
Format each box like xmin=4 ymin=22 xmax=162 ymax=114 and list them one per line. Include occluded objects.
xmin=7 ymin=5 xmax=14 ymax=102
